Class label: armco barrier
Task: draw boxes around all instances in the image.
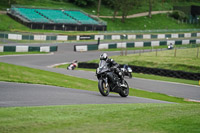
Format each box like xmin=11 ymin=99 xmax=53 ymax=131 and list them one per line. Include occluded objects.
xmin=78 ymin=62 xmax=200 ymax=81
xmin=74 ymin=39 xmax=200 ymax=51
xmin=0 ymin=46 xmax=58 ymax=52
xmin=0 ymin=31 xmax=199 ymax=41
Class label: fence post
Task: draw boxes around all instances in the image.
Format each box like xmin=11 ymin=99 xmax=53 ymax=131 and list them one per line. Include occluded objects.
xmin=3 ymin=33 xmax=5 ymax=43
xmin=156 ymin=49 xmax=157 ymax=57
xmin=174 ymin=46 xmax=177 ymax=57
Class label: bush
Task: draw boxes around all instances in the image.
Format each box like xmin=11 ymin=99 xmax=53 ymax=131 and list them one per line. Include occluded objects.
xmin=169 ymin=10 xmax=188 ymax=21
xmin=69 ymin=0 xmax=96 ymax=7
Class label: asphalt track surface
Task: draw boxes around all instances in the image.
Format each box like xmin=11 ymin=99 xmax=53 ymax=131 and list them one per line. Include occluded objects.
xmin=0 ymin=42 xmax=200 ymax=106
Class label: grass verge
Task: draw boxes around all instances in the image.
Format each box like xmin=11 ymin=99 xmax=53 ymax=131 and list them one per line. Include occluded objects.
xmin=1 ymin=13 xmax=199 ymax=33
xmin=0 ymin=104 xmax=200 ymax=133
xmin=88 ymin=47 xmax=200 ymax=73
xmin=0 ymin=52 xmax=48 ymax=56
xmin=0 ymin=62 xmax=197 ymax=104
xmin=57 ymin=64 xmax=199 ymax=86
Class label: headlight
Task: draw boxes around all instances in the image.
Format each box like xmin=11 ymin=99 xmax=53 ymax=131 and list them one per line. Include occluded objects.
xmin=128 ymin=68 xmax=132 ymax=72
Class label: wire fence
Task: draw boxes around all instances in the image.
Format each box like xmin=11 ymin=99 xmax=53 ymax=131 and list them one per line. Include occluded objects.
xmin=120 ymin=44 xmax=200 ymax=58
xmin=100 ymin=28 xmax=200 ymax=34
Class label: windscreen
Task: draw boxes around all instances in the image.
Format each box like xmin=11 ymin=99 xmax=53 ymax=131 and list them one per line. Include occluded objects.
xmin=99 ymin=60 xmax=107 ymax=68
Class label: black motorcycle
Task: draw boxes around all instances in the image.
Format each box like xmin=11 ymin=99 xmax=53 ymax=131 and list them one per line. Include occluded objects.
xmin=96 ymin=60 xmax=129 ymax=97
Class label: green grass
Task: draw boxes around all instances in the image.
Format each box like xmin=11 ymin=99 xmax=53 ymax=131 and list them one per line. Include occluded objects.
xmin=0 ymin=52 xmax=48 ymax=56
xmin=0 ymin=104 xmax=200 ymax=133
xmin=0 ymin=62 xmax=97 ymax=91
xmin=56 ymin=64 xmax=199 ymax=86
xmin=103 ymin=14 xmax=200 ymax=31
xmin=0 ymin=14 xmax=200 ymax=33
xmin=0 ymin=14 xmax=30 ymax=32
xmin=101 ymin=45 xmax=169 ymax=51
xmin=0 ymin=62 xmax=197 ymax=104
xmin=89 ymin=47 xmax=200 ymax=73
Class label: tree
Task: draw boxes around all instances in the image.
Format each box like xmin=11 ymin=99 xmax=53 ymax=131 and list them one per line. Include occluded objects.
xmin=97 ymin=0 xmax=101 ymax=17
xmin=102 ymin=0 xmax=121 ymax=21
xmin=148 ymin=0 xmax=152 ymax=18
xmin=102 ymin=0 xmax=134 ymax=22
xmin=120 ymin=0 xmax=134 ymax=23
xmin=69 ymin=0 xmax=96 ymax=7
xmin=8 ymin=0 xmax=16 ymax=6
xmin=112 ymin=0 xmax=121 ymax=21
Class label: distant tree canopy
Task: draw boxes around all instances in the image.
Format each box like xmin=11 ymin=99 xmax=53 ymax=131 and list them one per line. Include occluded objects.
xmin=102 ymin=0 xmax=140 ymax=22
xmin=68 ymin=0 xmax=96 ymax=7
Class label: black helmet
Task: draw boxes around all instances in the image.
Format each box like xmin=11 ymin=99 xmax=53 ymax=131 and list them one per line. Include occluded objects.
xmin=100 ymin=53 xmax=108 ymax=60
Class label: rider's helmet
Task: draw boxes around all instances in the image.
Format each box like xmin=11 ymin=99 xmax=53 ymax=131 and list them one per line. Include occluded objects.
xmin=100 ymin=53 xmax=108 ymax=60
xmin=73 ymin=60 xmax=78 ymax=63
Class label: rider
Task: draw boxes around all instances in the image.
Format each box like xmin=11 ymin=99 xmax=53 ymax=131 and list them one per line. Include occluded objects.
xmin=100 ymin=53 xmax=126 ymax=87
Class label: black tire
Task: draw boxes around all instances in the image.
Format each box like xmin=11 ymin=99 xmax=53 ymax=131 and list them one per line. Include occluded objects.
xmin=119 ymin=81 xmax=129 ymax=97
xmin=128 ymin=73 xmax=132 ymax=78
xmin=98 ymin=79 xmax=109 ymax=96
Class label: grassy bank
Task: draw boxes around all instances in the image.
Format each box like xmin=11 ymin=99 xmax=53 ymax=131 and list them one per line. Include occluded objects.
xmin=88 ymin=47 xmax=200 ymax=73
xmin=1 ymin=13 xmax=200 ymax=33
xmin=103 ymin=14 xmax=200 ymax=31
xmin=56 ymin=64 xmax=198 ymax=86
xmin=0 ymin=62 xmax=195 ymax=103
xmin=0 ymin=104 xmax=200 ymax=133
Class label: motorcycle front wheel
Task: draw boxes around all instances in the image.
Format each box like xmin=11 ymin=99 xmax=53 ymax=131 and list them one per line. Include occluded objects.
xmin=119 ymin=81 xmax=129 ymax=97
xmin=128 ymin=73 xmax=132 ymax=78
xmin=98 ymin=79 xmax=110 ymax=96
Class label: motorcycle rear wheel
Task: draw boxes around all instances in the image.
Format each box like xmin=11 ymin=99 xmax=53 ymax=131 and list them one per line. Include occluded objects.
xmin=119 ymin=81 xmax=129 ymax=97
xmin=98 ymin=79 xmax=110 ymax=96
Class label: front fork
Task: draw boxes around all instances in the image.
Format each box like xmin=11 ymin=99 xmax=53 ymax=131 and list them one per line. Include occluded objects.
xmin=103 ymin=77 xmax=108 ymax=88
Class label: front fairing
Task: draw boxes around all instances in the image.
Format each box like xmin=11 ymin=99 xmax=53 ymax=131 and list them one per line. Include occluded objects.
xmin=96 ymin=60 xmax=109 ymax=74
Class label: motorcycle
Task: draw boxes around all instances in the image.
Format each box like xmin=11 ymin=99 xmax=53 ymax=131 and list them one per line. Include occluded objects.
xmin=96 ymin=60 xmax=129 ymax=97
xmin=168 ymin=43 xmax=174 ymax=50
xmin=67 ymin=60 xmax=78 ymax=70
xmin=121 ymin=65 xmax=132 ymax=78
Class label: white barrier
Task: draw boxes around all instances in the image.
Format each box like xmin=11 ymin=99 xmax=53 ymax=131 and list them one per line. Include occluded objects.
xmin=8 ymin=34 xmax=22 ymax=40
xmin=98 ymin=43 xmax=109 ymax=49
xmin=34 ymin=35 xmax=46 ymax=40
xmin=157 ymin=34 xmax=165 ymax=39
xmin=196 ymin=39 xmax=200 ymax=44
xmin=171 ymin=34 xmax=179 ymax=38
xmin=0 ymin=46 xmax=3 ymax=52
xmin=128 ymin=35 xmax=136 ymax=39
xmin=143 ymin=34 xmax=151 ymax=39
xmin=76 ymin=46 xmax=87 ymax=52
xmin=151 ymin=41 xmax=160 ymax=46
xmin=95 ymin=35 xmax=104 ymax=40
xmin=57 ymin=35 xmax=68 ymax=41
xmin=117 ymin=42 xmax=126 ymax=48
xmin=40 ymin=46 xmax=50 ymax=52
xmin=184 ymin=33 xmax=191 ymax=38
xmin=135 ymin=42 xmax=144 ymax=47
xmin=76 ymin=35 xmax=80 ymax=41
xmin=16 ymin=46 xmax=29 ymax=52
xmin=182 ymin=40 xmax=190 ymax=45
xmin=167 ymin=40 xmax=175 ymax=45
xmin=112 ymin=35 xmax=120 ymax=40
